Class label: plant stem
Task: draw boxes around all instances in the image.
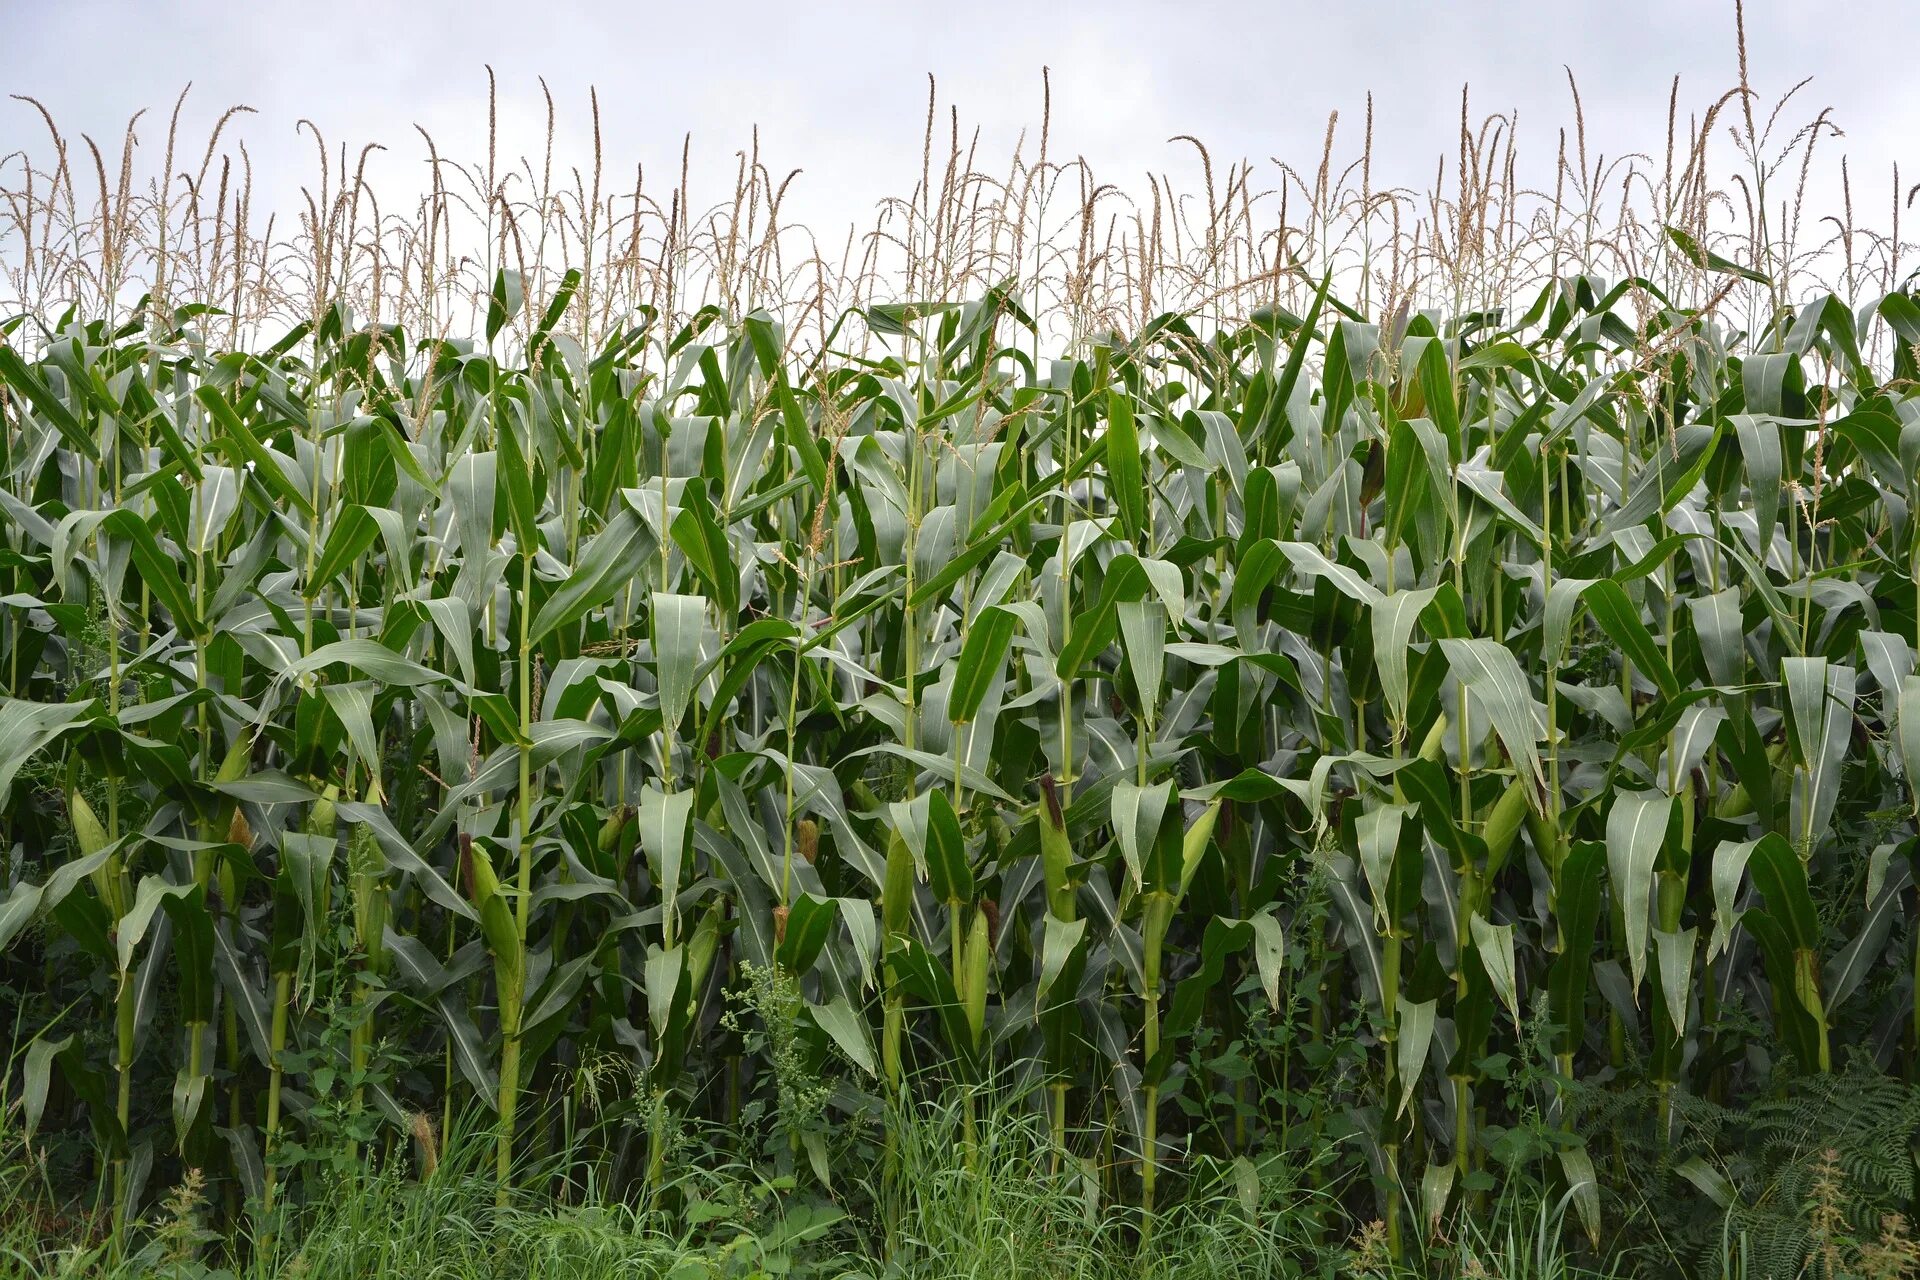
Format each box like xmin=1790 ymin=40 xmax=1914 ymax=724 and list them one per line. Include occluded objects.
xmin=500 ymin=547 xmax=534 ymax=1203
xmin=263 ymin=971 xmax=290 ymax=1214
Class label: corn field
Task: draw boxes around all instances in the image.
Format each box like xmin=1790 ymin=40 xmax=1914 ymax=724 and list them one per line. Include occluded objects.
xmin=6 ymin=35 xmax=1920 ymax=1270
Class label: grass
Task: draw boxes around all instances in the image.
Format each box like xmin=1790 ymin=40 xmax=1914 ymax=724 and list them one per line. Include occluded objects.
xmin=0 ymin=1091 xmax=1659 ymax=1280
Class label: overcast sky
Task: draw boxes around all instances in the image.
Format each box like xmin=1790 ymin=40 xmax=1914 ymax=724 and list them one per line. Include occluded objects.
xmin=3 ymin=0 xmax=1912 ymax=266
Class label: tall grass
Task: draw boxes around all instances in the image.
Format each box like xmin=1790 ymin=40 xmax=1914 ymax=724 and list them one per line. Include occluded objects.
xmin=6 ymin=1093 xmax=1686 ymax=1280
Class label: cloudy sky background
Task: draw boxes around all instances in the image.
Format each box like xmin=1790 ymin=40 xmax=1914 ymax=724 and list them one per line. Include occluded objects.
xmin=3 ymin=0 xmax=1912 ymax=290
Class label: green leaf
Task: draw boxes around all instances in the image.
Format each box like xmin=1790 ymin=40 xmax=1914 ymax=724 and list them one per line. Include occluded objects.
xmin=1396 ymin=998 xmax=1436 ymax=1117
xmin=94 ymin=509 xmax=202 ymax=638
xmin=1355 ymin=802 xmax=1416 ymax=931
xmin=1117 ymin=598 xmax=1166 ymax=715
xmin=652 ymin=593 xmax=707 ymax=731
xmin=1111 ymin=780 xmax=1172 ymax=893
xmin=1583 ymin=580 xmax=1680 ymax=700
xmin=1559 ymin=1145 xmax=1603 ymax=1246
xmin=493 ymin=397 xmax=541 ymax=550
xmin=1665 ymin=224 xmax=1771 ymax=285
xmin=308 ymin=505 xmax=380 ymax=594
xmin=1708 ymin=839 xmax=1759 ymax=962
xmin=488 ymin=268 xmax=526 ymax=342
xmin=810 ymin=995 xmax=876 ymax=1076
xmin=1747 ymin=832 xmax=1819 ymax=951
xmin=1730 ymin=415 xmax=1783 ymax=549
xmin=0 ymin=699 xmax=97 ymax=810
xmin=290 ymin=640 xmax=455 ymax=691
xmin=1653 ymin=926 xmax=1696 ymax=1038
xmin=1157 ymin=917 xmax=1255 ymax=1078
xmin=1468 ymin=913 xmax=1520 ymax=1026
xmin=0 ymin=345 xmax=98 ymax=460
xmin=195 ymin=386 xmax=313 ymax=518
xmin=949 ymin=606 xmax=1017 ymax=725
xmin=1605 ymin=790 xmax=1672 ymax=994
xmin=161 ymin=886 xmax=216 ymax=1024
xmin=22 ymin=1034 xmax=73 ymax=1143
xmin=776 ymin=893 xmax=836 ymax=975
xmin=531 ymin=507 xmax=647 ymax=642
xmin=1036 ymin=914 xmax=1086 ymax=1012
xmin=117 ymin=876 xmax=196 ymax=975
xmin=1439 ymin=638 xmax=1544 ymax=791
xmin=922 ymin=788 xmax=971 ymax=907
xmin=1371 ymin=588 xmax=1437 ymax=725
xmin=1549 ymin=841 xmax=1605 ymax=1056
xmin=639 ymin=784 xmax=695 ymax=940
xmin=644 ymin=943 xmax=684 ymax=1042
xmin=1601 ymin=423 xmax=1720 ymax=534
xmin=1275 ymin=540 xmax=1382 ymax=605
xmin=1782 ymin=656 xmax=1829 ymax=770
xmin=668 ymin=479 xmax=738 ymax=617
xmin=186 ymin=466 xmax=241 ymax=555
xmin=1689 ymin=588 xmax=1745 ymax=686
xmin=1105 ymin=389 xmax=1146 ymax=544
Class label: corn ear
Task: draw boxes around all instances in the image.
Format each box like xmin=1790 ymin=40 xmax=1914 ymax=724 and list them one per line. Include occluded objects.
xmin=882 ymin=830 xmax=915 ymax=941
xmin=960 ymin=905 xmax=990 ymax=1048
xmin=71 ymin=790 xmax=125 ymax=920
xmin=1482 ymin=777 xmax=1530 ymax=877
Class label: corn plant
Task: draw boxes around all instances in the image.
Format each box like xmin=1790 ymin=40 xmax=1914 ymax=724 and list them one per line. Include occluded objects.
xmin=4 ymin=62 xmax=1920 ymax=1268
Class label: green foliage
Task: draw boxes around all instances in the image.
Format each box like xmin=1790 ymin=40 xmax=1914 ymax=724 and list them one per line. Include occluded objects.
xmin=4 ymin=226 xmax=1920 ymax=1279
